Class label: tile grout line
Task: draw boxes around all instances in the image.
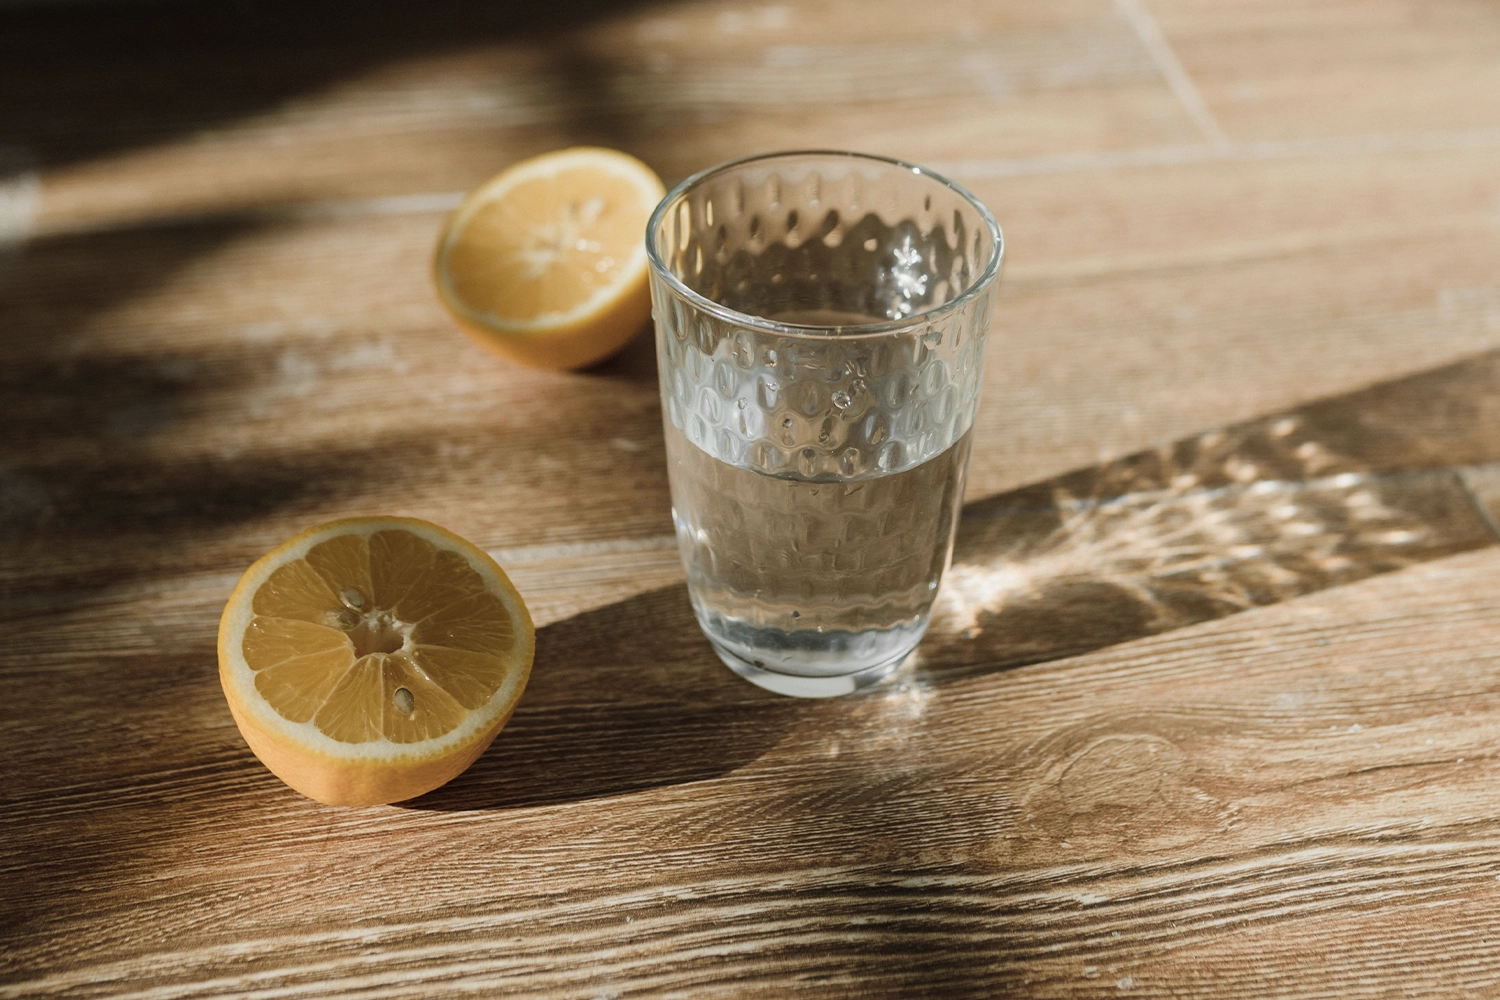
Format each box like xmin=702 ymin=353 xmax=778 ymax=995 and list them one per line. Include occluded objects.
xmin=1113 ymin=0 xmax=1231 ymax=150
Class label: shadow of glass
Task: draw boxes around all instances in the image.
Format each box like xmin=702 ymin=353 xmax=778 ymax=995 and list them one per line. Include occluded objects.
xmin=405 ymin=583 xmax=808 ymax=811
xmin=918 ymin=348 xmax=1500 ymax=683
xmin=728 ymin=351 xmax=1500 ymax=994
xmin=581 ymin=320 xmax=659 ymax=383
xmin=415 ymin=348 xmax=1500 ymax=809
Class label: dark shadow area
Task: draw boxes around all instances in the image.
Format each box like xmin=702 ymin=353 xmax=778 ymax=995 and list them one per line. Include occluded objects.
xmin=413 ymin=348 xmax=1500 ymax=811
xmin=1 ymin=369 xmax=604 ymax=596
xmin=5 ymin=7 xmax=1496 ymax=993
xmin=407 ymin=583 xmax=810 ymax=810
xmin=0 ymin=429 xmax=445 ymax=593
xmin=1 ymin=215 xmax=271 ymax=594
xmin=582 ymin=320 xmax=659 ymax=383
xmin=0 ymin=0 xmax=666 ymax=596
xmin=0 ymin=0 xmax=651 ymax=177
xmin=916 ymin=348 xmax=1500 ymax=684
xmin=737 ymin=353 xmax=1500 ymax=1000
xmin=2 ymin=215 xmax=258 ymax=356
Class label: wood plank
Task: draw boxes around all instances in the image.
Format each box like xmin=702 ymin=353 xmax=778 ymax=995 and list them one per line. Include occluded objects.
xmin=959 ymin=145 xmax=1500 ymax=493
xmin=933 ymin=352 xmax=1500 ymax=674
xmin=0 ymin=215 xmax=674 ymax=594
xmin=10 ymin=341 xmax=1496 ymax=810
xmin=7 ymin=544 xmax=1500 ymax=996
xmin=1151 ymin=0 xmax=1500 ymax=141
xmin=6 ymin=352 xmax=1498 ymax=993
xmin=23 ymin=0 xmax=1189 ymax=235
xmin=7 ymin=144 xmax=1500 ymax=594
xmin=7 ymin=0 xmax=1500 ymax=995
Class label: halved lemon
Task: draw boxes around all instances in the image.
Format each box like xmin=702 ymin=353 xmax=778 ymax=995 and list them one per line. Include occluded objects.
xmin=433 ymin=146 xmax=666 ymax=370
xmin=218 ymin=516 xmax=534 ymax=806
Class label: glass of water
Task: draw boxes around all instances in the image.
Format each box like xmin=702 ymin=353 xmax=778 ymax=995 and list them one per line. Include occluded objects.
xmin=646 ymin=151 xmax=1003 ymax=698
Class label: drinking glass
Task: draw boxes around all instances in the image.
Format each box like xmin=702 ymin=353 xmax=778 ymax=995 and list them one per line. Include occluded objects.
xmin=646 ymin=151 xmax=1003 ymax=697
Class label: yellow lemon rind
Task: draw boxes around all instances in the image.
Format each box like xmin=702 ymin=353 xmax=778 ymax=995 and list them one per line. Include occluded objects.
xmin=224 ymin=693 xmax=519 ymax=807
xmin=444 ymin=277 xmax=651 ymax=371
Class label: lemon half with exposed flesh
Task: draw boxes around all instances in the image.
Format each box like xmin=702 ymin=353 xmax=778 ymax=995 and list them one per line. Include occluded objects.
xmin=433 ymin=146 xmax=666 ymax=370
xmin=218 ymin=516 xmax=534 ymax=806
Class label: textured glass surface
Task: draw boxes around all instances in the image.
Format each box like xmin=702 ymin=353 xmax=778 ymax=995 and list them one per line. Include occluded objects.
xmin=648 ymin=152 xmax=1002 ymax=697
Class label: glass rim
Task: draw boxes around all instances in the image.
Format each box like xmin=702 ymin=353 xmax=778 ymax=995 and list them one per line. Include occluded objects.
xmin=644 ymin=149 xmax=1004 ymax=340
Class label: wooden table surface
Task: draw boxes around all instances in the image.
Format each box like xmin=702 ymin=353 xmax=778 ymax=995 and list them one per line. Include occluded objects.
xmin=6 ymin=0 xmax=1500 ymax=996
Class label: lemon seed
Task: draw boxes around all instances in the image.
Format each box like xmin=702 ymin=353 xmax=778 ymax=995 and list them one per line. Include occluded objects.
xmin=394 ymin=687 xmax=415 ymax=714
xmin=326 ymin=608 xmax=359 ymax=630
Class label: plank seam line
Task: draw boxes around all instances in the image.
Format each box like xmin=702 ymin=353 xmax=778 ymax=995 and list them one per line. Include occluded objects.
xmin=1456 ymin=467 xmax=1500 ymax=543
xmin=1113 ymin=0 xmax=1230 ymax=149
xmin=936 ymin=126 xmax=1500 ymax=180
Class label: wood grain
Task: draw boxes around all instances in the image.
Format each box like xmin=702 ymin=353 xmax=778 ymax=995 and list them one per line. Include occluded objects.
xmin=5 ymin=0 xmax=1500 ymax=996
xmin=1154 ymin=0 xmax=1500 ymax=140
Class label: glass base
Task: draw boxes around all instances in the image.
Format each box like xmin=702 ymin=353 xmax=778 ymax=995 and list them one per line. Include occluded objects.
xmin=708 ymin=640 xmax=910 ymax=698
xmin=693 ymin=609 xmax=927 ymax=698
